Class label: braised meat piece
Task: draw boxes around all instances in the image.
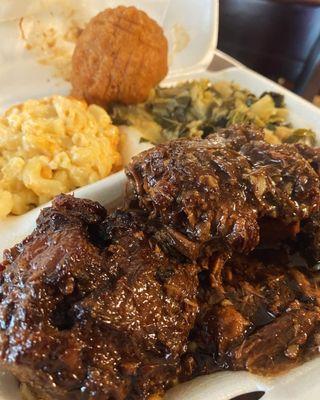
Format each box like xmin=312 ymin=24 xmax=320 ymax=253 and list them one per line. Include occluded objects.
xmin=0 ymin=195 xmax=108 ymax=400
xmin=299 ymin=213 xmax=320 ymax=267
xmin=210 ymin=127 xmax=320 ymax=225
xmin=207 ymin=124 xmax=265 ymax=150
xmin=295 ymin=143 xmax=320 ymax=176
xmin=183 ymin=252 xmax=320 ymax=378
xmin=230 ymin=308 xmax=320 ymax=374
xmin=240 ymin=140 xmax=319 ymax=221
xmin=292 ymin=144 xmax=320 ymax=266
xmin=126 ymin=127 xmax=320 ymax=260
xmin=127 ymin=138 xmax=259 ymax=259
xmin=0 ymin=195 xmax=199 ymax=400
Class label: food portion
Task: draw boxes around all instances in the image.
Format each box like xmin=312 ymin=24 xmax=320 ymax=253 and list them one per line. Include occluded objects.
xmin=110 ymin=79 xmax=316 ymax=145
xmin=0 ymin=195 xmax=198 ymax=400
xmin=186 ymin=252 xmax=320 ymax=377
xmin=0 ymin=95 xmax=121 ymax=218
xmin=71 ymin=6 xmax=168 ymax=106
xmin=1 ymin=125 xmax=320 ymax=399
xmin=126 ymin=125 xmax=320 ymax=260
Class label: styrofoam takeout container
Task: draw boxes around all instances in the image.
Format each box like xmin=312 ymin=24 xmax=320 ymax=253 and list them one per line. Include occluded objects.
xmin=0 ymin=1 xmax=320 ymax=399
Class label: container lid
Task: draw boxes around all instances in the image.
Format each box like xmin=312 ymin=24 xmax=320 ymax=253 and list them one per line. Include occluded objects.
xmin=163 ymin=0 xmax=219 ymax=81
xmin=0 ymin=0 xmax=219 ymax=111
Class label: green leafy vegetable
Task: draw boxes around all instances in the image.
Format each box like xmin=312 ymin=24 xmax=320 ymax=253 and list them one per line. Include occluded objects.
xmin=109 ymin=80 xmax=316 ymax=146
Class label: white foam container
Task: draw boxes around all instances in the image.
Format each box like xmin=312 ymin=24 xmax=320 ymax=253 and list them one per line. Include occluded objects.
xmin=0 ymin=1 xmax=320 ymax=399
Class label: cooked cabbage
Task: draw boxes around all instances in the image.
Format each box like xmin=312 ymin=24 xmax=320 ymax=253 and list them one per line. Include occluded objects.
xmin=110 ymin=79 xmax=316 ymax=146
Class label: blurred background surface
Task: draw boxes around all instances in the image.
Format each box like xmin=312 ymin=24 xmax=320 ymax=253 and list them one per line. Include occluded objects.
xmin=217 ymin=0 xmax=320 ymax=105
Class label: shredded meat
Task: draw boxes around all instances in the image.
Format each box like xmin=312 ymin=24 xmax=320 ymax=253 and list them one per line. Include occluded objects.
xmin=295 ymin=143 xmax=320 ymax=177
xmin=183 ymin=252 xmax=320 ymax=379
xmin=1 ymin=125 xmax=320 ymax=400
xmin=206 ymin=124 xmax=265 ymax=150
xmin=126 ymin=127 xmax=320 ymax=259
xmin=291 ymin=144 xmax=320 ymax=266
xmin=0 ymin=195 xmax=198 ymax=400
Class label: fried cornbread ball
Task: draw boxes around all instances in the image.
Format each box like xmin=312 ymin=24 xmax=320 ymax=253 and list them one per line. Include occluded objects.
xmin=71 ymin=6 xmax=168 ymax=105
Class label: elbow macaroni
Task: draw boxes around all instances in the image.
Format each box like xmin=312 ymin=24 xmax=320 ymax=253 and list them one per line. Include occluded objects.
xmin=0 ymin=96 xmax=122 ymax=218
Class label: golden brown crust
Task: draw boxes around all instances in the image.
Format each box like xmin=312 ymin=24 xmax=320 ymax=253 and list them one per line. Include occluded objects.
xmin=71 ymin=6 xmax=168 ymax=105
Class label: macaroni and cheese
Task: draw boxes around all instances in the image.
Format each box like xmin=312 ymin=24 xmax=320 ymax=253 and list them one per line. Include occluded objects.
xmin=0 ymin=95 xmax=121 ymax=218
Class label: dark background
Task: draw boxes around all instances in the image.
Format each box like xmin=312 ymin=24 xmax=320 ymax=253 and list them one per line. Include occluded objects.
xmin=217 ymin=0 xmax=320 ymax=103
